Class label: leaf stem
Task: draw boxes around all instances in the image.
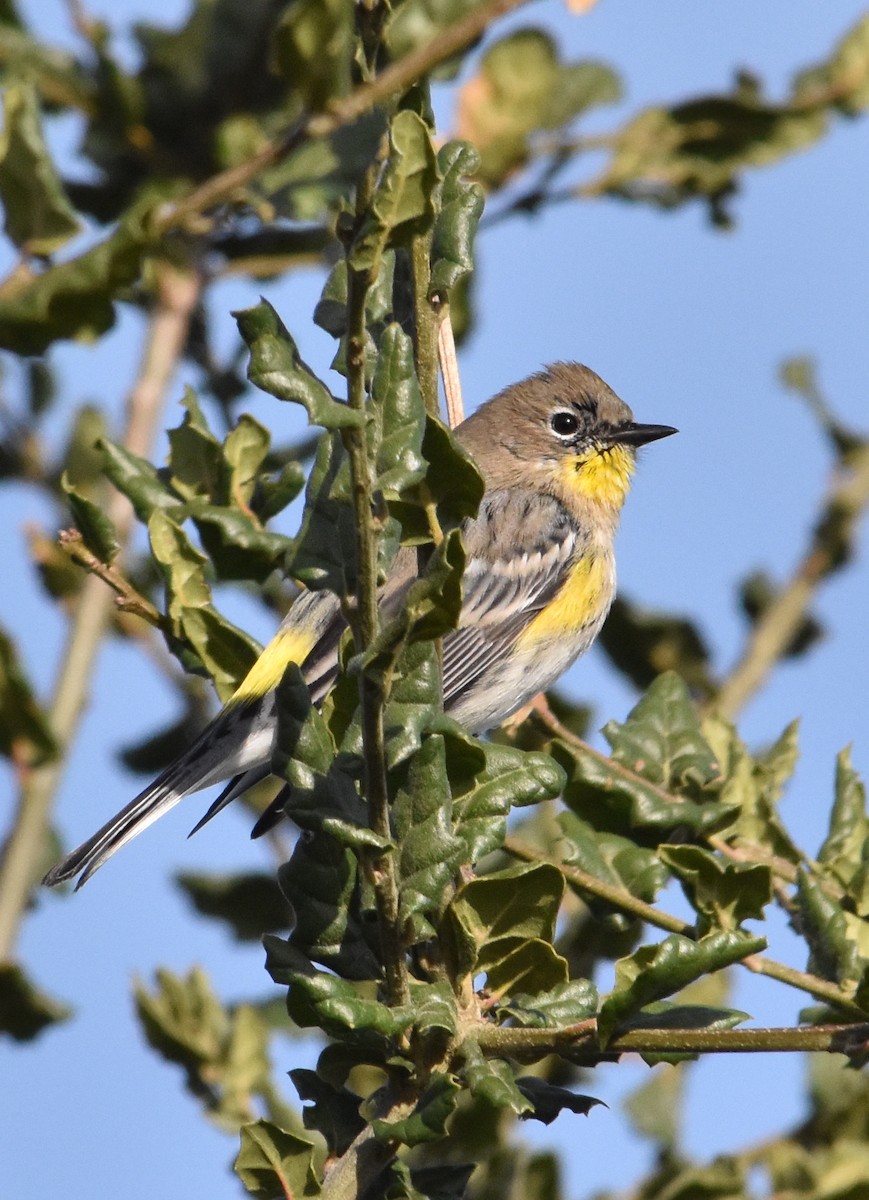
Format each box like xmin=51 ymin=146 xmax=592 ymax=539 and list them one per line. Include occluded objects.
xmin=0 ymin=263 xmax=200 ymax=960
xmin=344 ymin=236 xmax=410 ymax=1008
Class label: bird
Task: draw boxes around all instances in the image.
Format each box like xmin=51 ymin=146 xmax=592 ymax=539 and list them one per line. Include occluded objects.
xmin=43 ymin=362 xmax=676 ymax=889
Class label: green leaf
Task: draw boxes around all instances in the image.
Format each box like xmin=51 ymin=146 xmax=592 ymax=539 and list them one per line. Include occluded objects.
xmin=624 ymin=1062 xmax=683 ymax=1150
xmin=598 ymin=931 xmax=765 ymax=1044
xmin=0 ymin=627 xmax=57 ymax=765
xmin=498 ymin=978 xmax=598 ymax=1029
xmin=558 ymin=811 xmax=669 ymax=913
xmin=0 ymin=79 xmax=80 ymax=254
xmin=224 ymin=414 xmax=272 ymax=508
xmin=704 ymin=716 xmax=803 ymax=865
xmin=265 ymin=936 xmax=412 ymax=1041
xmin=792 ymin=12 xmax=869 ymax=115
xmin=429 ymin=140 xmax=484 ymax=299
xmin=453 ymin=743 xmax=566 ymax=862
xmin=187 ymin=503 xmax=292 ymax=583
xmin=351 ymin=109 xmax=439 ymax=272
xmin=0 ymin=201 xmax=152 ymax=354
xmin=604 ymin=672 xmax=721 ymax=796
xmin=658 ymin=845 xmax=773 ymax=933
xmin=557 ymin=676 xmax=733 ymax=843
xmin=100 ymin=439 xmax=183 ymax=522
xmin=598 ymin=595 xmax=714 ymax=697
xmin=236 ymin=299 xmax=362 ymax=429
xmin=383 ymin=1161 xmax=474 ymax=1200
xmin=462 ymin=1040 xmax=533 ymax=1115
xmin=61 ymin=472 xmax=120 ymax=563
xmin=148 ymin=510 xmax=260 ymax=698
xmin=444 ymin=862 xmax=566 ymax=991
xmin=371 ymin=322 xmax=427 ymax=499
xmin=176 ymin=872 xmax=292 ymax=942
xmin=372 ymin=1073 xmax=460 ymax=1147
xmin=796 ymin=869 xmax=865 ymax=990
xmin=392 ymin=734 xmax=466 ymax=941
xmin=0 ymin=963 xmax=72 ymax=1041
xmin=167 ymin=386 xmax=227 ymax=502
xmin=235 ymin=1120 xmax=321 ymax=1199
xmin=285 ymin=430 xmax=357 ymax=594
xmin=289 ymin=1068 xmax=365 ymax=1157
xmin=458 ymin=30 xmax=620 ymax=186
xmin=271 ymin=0 xmax=354 ymax=109
xmin=280 ymin=833 xmax=380 ymax=981
xmin=818 ymin=748 xmax=869 ymax=898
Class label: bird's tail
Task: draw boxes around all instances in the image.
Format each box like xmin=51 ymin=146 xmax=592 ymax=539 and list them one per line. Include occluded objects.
xmin=43 ymin=697 xmax=275 ymax=889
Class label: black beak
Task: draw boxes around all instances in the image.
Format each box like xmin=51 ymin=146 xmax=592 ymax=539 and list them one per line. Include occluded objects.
xmin=612 ymin=422 xmax=678 ymax=447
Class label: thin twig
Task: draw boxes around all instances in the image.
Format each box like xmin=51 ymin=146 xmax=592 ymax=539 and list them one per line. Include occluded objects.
xmin=0 ymin=263 xmax=200 ymax=960
xmin=712 ymin=442 xmax=869 ymax=721
xmin=58 ymin=529 xmax=166 ymax=627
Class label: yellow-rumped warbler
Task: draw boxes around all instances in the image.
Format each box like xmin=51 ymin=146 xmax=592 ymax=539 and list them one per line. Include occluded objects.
xmin=44 ymin=362 xmax=676 ymax=889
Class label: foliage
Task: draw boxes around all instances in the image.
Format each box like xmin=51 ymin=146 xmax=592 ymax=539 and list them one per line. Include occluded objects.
xmin=2 ymin=3 xmax=869 ymax=1200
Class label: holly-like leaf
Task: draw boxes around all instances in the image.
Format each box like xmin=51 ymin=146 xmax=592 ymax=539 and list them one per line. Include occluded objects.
xmin=498 ymin=978 xmax=598 ymax=1029
xmin=61 ymin=472 xmax=120 ymax=563
xmin=453 ymin=743 xmax=566 ymax=863
xmin=371 ymin=1073 xmax=460 ymax=1147
xmin=0 ymin=201 xmax=152 ymax=354
xmin=237 ymin=299 xmax=362 ymax=429
xmin=462 ymin=1040 xmax=533 ymax=1115
xmin=429 ymin=140 xmax=484 ymax=299
xmin=290 ymin=1067 xmax=365 ymax=1157
xmin=176 ymin=872 xmax=292 ymax=942
xmin=392 ymin=733 xmax=466 ymax=941
xmin=148 ymin=510 xmax=260 ymax=697
xmin=514 ymin=1076 xmax=604 ymax=1125
xmin=598 ymin=931 xmax=765 ymax=1044
xmin=0 ymin=963 xmax=71 ymax=1041
xmin=659 ymin=845 xmax=773 ymax=933
xmin=0 ymin=627 xmax=57 ymax=765
xmin=351 ymin=110 xmax=439 ymax=272
xmin=0 ymin=79 xmax=80 ymax=254
xmin=235 ymin=1120 xmax=321 ymax=1199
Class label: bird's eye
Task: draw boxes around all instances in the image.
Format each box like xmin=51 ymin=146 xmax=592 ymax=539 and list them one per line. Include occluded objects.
xmin=550 ymin=410 xmax=579 ymax=437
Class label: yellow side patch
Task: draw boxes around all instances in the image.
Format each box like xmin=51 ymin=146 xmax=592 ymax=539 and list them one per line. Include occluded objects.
xmin=230 ymin=625 xmax=318 ymax=704
xmin=561 ymin=443 xmax=635 ymax=509
xmin=518 ymin=554 xmax=611 ymax=644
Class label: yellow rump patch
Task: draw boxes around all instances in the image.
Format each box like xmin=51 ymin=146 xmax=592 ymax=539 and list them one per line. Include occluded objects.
xmin=230 ymin=625 xmax=318 ymax=705
xmin=519 ymin=553 xmax=611 ymax=643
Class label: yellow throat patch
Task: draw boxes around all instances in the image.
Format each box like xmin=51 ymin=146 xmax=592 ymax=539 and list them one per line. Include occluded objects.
xmin=561 ymin=443 xmax=635 ymax=510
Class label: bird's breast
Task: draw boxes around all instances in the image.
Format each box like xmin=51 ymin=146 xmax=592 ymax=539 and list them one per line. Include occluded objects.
xmin=517 ymin=549 xmax=615 ymax=647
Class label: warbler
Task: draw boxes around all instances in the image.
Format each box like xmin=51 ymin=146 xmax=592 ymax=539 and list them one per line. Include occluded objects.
xmin=44 ymin=362 xmax=676 ymax=889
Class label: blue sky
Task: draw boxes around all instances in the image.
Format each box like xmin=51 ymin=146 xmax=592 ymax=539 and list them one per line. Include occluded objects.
xmin=3 ymin=2 xmax=869 ymax=1197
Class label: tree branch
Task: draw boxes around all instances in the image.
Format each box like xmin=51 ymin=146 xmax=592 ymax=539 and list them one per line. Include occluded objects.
xmin=0 ymin=263 xmax=201 ymax=960
xmin=474 ymin=1020 xmax=869 ymax=1059
xmin=161 ymin=0 xmax=535 ymax=236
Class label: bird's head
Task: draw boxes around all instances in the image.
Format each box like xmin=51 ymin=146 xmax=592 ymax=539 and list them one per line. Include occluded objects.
xmin=458 ymin=362 xmax=677 ymax=512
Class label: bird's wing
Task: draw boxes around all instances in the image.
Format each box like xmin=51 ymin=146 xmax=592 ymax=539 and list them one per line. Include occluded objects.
xmin=442 ymin=489 xmax=579 ymax=709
